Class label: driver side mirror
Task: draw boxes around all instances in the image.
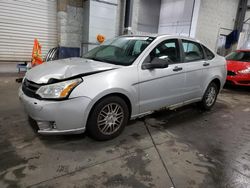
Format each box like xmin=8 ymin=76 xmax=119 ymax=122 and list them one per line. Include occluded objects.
xmin=142 ymin=57 xmax=169 ymax=70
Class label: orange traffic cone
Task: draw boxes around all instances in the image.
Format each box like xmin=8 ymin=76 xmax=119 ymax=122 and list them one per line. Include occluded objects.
xmin=31 ymin=38 xmax=43 ymax=67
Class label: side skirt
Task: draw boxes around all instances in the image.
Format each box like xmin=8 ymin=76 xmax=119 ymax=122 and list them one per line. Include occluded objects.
xmin=130 ymin=98 xmax=202 ymax=120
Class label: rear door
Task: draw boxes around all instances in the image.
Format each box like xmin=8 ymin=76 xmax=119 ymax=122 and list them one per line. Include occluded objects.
xmin=200 ymin=44 xmax=216 ymax=90
xmin=180 ymin=39 xmax=206 ymax=102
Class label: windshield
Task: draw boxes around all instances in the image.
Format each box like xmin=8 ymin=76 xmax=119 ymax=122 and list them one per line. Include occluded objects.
xmin=226 ymin=51 xmax=250 ymax=62
xmin=83 ymin=36 xmax=155 ymax=66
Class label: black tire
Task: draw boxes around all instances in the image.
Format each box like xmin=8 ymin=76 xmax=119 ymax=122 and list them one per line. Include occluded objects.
xmin=87 ymin=96 xmax=129 ymax=141
xmin=200 ymin=82 xmax=219 ymax=110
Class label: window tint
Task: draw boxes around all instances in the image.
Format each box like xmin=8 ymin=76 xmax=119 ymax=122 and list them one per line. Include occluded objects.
xmin=182 ymin=40 xmax=204 ymax=62
xmin=203 ymin=45 xmax=215 ymax=60
xmin=149 ymin=39 xmax=180 ymax=63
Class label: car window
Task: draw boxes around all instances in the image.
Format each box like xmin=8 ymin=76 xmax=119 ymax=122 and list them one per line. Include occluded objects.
xmin=83 ymin=37 xmax=154 ymax=66
xmin=132 ymin=40 xmax=150 ymax=55
xmin=202 ymin=45 xmax=215 ymax=60
xmin=182 ymin=40 xmax=204 ymax=62
xmin=95 ymin=46 xmax=115 ymax=57
xmin=226 ymin=51 xmax=250 ymax=62
xmin=95 ymin=40 xmax=148 ymax=60
xmin=149 ymin=39 xmax=180 ymax=63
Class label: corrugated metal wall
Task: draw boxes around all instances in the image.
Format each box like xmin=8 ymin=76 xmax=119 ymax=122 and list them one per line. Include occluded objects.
xmin=0 ymin=0 xmax=58 ymax=62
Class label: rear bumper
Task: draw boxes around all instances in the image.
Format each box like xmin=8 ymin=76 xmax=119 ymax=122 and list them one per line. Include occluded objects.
xmin=226 ymin=75 xmax=250 ymax=86
xmin=19 ymin=87 xmax=91 ymax=135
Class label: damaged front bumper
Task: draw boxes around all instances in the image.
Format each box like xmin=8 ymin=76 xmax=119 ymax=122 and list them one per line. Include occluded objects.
xmin=19 ymin=88 xmax=91 ymax=135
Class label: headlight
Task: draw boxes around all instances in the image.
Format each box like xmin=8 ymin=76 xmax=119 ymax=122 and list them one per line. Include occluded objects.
xmin=36 ymin=78 xmax=82 ymax=99
xmin=238 ymin=67 xmax=250 ymax=74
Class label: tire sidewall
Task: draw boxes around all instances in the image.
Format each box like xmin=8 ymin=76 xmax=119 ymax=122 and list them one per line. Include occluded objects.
xmin=87 ymin=96 xmax=129 ymax=141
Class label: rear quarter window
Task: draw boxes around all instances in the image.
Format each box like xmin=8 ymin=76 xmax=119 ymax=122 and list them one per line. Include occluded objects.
xmin=182 ymin=40 xmax=204 ymax=62
xmin=202 ymin=45 xmax=215 ymax=60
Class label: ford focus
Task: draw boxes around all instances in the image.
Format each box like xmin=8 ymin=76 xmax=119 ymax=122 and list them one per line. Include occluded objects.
xmin=19 ymin=35 xmax=227 ymax=140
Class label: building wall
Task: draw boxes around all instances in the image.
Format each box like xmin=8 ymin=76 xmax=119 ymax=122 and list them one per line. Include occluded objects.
xmin=58 ymin=0 xmax=121 ymax=54
xmin=245 ymin=0 xmax=250 ymax=21
xmin=82 ymin=0 xmax=119 ymax=53
xmin=245 ymin=11 xmax=250 ymax=21
xmin=137 ymin=0 xmax=161 ymax=34
xmin=57 ymin=0 xmax=83 ymax=48
xmin=158 ymin=0 xmax=194 ymax=36
xmin=88 ymin=0 xmax=118 ymax=44
xmin=245 ymin=9 xmax=250 ymax=22
xmin=195 ymin=0 xmax=239 ymax=50
xmin=131 ymin=0 xmax=195 ymax=36
xmin=131 ymin=0 xmax=140 ymax=33
xmin=116 ymin=0 xmax=126 ymax=35
xmin=189 ymin=0 xmax=201 ymax=38
xmin=56 ymin=0 xmax=240 ymax=52
xmin=82 ymin=0 xmax=90 ymax=51
xmin=238 ymin=0 xmax=250 ymax=49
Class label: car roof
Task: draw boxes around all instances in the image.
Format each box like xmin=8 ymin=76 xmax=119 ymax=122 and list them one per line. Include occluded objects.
xmin=121 ymin=34 xmax=200 ymax=43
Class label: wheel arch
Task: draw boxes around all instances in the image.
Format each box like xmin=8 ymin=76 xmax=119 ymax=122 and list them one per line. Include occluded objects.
xmin=203 ymin=77 xmax=222 ymax=95
xmin=92 ymin=93 xmax=132 ymax=117
xmin=211 ymin=78 xmax=221 ymax=91
xmin=84 ymin=91 xmax=134 ymax=128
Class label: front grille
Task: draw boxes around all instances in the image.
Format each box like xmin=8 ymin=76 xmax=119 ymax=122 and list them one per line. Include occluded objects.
xmin=227 ymin=71 xmax=236 ymax=76
xmin=22 ymin=79 xmax=41 ymax=98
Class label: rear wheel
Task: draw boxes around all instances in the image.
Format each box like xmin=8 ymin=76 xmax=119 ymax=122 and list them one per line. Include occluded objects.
xmin=87 ymin=96 xmax=129 ymax=141
xmin=200 ymin=82 xmax=219 ymax=110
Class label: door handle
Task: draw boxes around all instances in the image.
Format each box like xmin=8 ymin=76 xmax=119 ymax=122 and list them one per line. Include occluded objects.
xmin=173 ymin=66 xmax=183 ymax=72
xmin=203 ymin=62 xmax=210 ymax=66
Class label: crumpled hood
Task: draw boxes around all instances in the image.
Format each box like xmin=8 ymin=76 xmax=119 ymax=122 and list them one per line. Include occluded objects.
xmin=25 ymin=57 xmax=120 ymax=84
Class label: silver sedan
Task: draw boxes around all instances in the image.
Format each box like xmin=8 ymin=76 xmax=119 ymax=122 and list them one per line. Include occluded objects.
xmin=19 ymin=35 xmax=227 ymax=140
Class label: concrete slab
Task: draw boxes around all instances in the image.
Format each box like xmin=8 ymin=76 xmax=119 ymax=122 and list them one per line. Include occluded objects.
xmin=34 ymin=147 xmax=173 ymax=188
xmin=0 ymin=77 xmax=250 ymax=188
xmin=0 ymin=122 xmax=154 ymax=187
xmin=0 ymin=77 xmax=156 ymax=187
xmin=0 ymin=63 xmax=19 ymax=73
xmin=143 ymin=88 xmax=250 ymax=188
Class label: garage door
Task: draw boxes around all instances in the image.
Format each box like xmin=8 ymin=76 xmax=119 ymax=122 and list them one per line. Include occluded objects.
xmin=0 ymin=0 xmax=57 ymax=62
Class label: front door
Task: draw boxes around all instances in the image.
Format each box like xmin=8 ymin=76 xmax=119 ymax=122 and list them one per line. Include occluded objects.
xmin=138 ymin=39 xmax=185 ymax=113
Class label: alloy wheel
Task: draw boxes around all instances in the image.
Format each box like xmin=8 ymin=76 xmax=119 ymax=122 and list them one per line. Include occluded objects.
xmin=205 ymin=86 xmax=217 ymax=107
xmin=97 ymin=103 xmax=124 ymax=135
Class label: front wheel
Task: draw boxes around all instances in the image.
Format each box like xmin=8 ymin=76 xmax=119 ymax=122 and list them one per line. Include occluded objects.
xmin=87 ymin=96 xmax=129 ymax=141
xmin=200 ymin=82 xmax=219 ymax=110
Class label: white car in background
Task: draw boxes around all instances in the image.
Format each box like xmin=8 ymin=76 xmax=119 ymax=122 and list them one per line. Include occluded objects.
xmin=19 ymin=35 xmax=227 ymax=140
